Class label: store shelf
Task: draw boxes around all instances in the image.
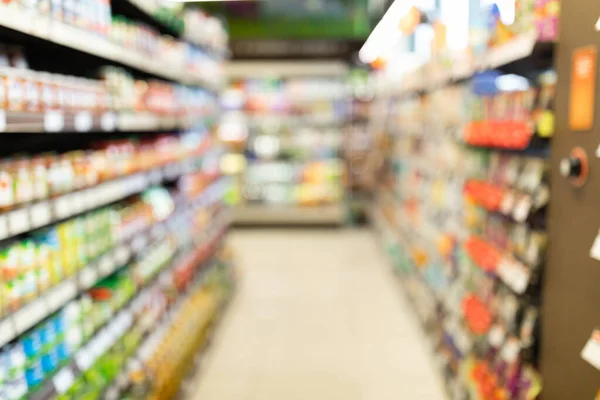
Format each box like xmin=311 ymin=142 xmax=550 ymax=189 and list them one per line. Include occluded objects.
xmin=399 ymin=31 xmax=555 ymax=94
xmin=0 ymin=5 xmax=217 ymax=89
xmin=0 ymin=153 xmax=203 ymax=244
xmin=28 ymin=222 xmax=227 ymax=400
xmin=235 ymin=204 xmax=345 ymax=225
xmin=0 ymin=110 xmax=212 ymax=134
xmin=0 ymin=175 xmax=226 ymax=351
xmin=0 ymin=222 xmax=158 ymax=350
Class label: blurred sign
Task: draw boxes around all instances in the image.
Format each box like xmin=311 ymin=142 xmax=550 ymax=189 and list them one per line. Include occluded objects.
xmin=231 ymin=39 xmax=362 ymax=60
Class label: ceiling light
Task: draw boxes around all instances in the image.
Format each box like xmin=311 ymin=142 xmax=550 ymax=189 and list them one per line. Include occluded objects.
xmin=359 ymin=0 xmax=414 ymax=64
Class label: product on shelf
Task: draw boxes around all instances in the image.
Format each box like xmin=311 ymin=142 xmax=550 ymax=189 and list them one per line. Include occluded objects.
xmin=0 ymin=166 xmax=231 ymax=399
xmin=375 ymin=58 xmax=555 ymax=396
xmin=221 ymin=77 xmax=347 ymax=216
xmin=0 ymin=1 xmax=226 ymax=87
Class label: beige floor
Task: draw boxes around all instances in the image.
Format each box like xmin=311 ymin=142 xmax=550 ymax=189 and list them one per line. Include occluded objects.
xmin=187 ymin=229 xmax=447 ymax=400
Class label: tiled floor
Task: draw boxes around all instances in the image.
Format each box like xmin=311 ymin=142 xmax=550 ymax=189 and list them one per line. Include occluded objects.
xmin=187 ymin=229 xmax=447 ymax=400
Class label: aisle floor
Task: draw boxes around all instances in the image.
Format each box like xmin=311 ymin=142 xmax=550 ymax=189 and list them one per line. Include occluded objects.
xmin=187 ymin=229 xmax=447 ymax=400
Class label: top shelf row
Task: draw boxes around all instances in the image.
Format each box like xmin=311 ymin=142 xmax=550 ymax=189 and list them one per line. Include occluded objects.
xmin=0 ymin=1 xmax=228 ymax=89
xmin=393 ymin=32 xmax=555 ymax=96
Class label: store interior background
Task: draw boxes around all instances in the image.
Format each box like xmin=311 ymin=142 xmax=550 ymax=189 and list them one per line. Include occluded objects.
xmin=1 ymin=0 xmax=600 ymax=399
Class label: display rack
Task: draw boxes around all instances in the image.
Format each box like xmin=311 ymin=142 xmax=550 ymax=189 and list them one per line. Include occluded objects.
xmin=222 ymin=61 xmax=349 ymax=226
xmin=373 ymin=22 xmax=556 ymax=399
xmin=0 ymin=2 xmax=232 ymax=399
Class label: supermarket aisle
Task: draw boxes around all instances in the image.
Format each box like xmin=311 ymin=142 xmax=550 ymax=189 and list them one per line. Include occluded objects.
xmin=187 ymin=229 xmax=446 ymax=400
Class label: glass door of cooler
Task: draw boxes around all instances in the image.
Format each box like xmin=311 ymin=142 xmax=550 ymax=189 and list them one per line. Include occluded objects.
xmin=541 ymin=1 xmax=600 ymax=398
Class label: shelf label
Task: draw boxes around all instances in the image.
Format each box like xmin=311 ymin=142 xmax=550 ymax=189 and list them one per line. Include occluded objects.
xmin=75 ymin=348 xmax=93 ymax=371
xmin=488 ymin=325 xmax=506 ymax=348
xmin=582 ymin=330 xmax=600 ymax=370
xmin=500 ymin=338 xmax=521 ymax=363
xmin=54 ymin=196 xmax=71 ymax=219
xmin=75 ymin=111 xmax=93 ymax=132
xmin=44 ymin=111 xmax=65 ymax=132
xmin=115 ymin=246 xmax=130 ymax=265
xmin=30 ymin=202 xmax=51 ymax=227
xmin=101 ymin=112 xmax=117 ymax=131
xmin=0 ymin=317 xmax=15 ymax=348
xmin=8 ymin=208 xmax=30 ymax=235
xmin=99 ymin=255 xmax=116 ymax=276
xmin=0 ymin=215 xmax=9 ymax=240
xmin=0 ymin=110 xmax=6 ymax=132
xmin=79 ymin=267 xmax=98 ymax=289
xmin=53 ymin=366 xmax=75 ymax=394
xmin=14 ymin=299 xmax=48 ymax=334
xmin=513 ymin=196 xmax=532 ymax=223
xmin=131 ymin=235 xmax=148 ymax=252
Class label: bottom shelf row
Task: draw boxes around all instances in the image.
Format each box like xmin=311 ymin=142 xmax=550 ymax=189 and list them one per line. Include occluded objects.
xmin=0 ymin=219 xmax=235 ymax=400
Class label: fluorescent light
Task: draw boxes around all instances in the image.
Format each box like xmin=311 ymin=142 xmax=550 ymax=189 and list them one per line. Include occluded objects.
xmin=359 ymin=0 xmax=414 ymax=64
xmin=596 ymin=17 xmax=600 ymax=31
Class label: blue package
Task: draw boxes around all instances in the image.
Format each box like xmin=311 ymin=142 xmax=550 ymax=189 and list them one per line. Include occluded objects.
xmin=55 ymin=341 xmax=69 ymax=363
xmin=40 ymin=321 xmax=57 ymax=348
xmin=24 ymin=358 xmax=44 ymax=389
xmin=40 ymin=349 xmax=59 ymax=375
xmin=53 ymin=315 xmax=66 ymax=337
xmin=21 ymin=331 xmax=42 ymax=358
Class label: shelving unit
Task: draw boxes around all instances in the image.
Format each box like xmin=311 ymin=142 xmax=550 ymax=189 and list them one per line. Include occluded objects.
xmin=373 ymin=24 xmax=556 ymax=399
xmin=0 ymin=2 xmax=232 ymax=399
xmin=222 ymin=61 xmax=349 ymax=226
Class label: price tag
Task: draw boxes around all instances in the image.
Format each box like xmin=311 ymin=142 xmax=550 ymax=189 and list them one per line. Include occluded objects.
xmin=131 ymin=235 xmax=148 ymax=252
xmin=14 ymin=299 xmax=48 ymax=334
xmin=115 ymin=246 xmax=130 ymax=265
xmin=99 ymin=255 xmax=116 ymax=276
xmin=148 ymin=169 xmax=162 ymax=185
xmin=75 ymin=111 xmax=93 ymax=132
xmin=500 ymin=338 xmax=522 ymax=363
xmin=0 ymin=215 xmax=9 ymax=240
xmin=30 ymin=202 xmax=51 ymax=228
xmin=513 ymin=196 xmax=532 ymax=223
xmin=0 ymin=317 xmax=15 ymax=348
xmin=510 ymin=263 xmax=531 ymax=294
xmin=500 ymin=191 xmax=517 ymax=215
xmin=79 ymin=266 xmax=98 ymax=289
xmin=100 ymin=112 xmax=117 ymax=131
xmin=46 ymin=287 xmax=64 ymax=312
xmin=489 ymin=325 xmax=506 ymax=347
xmin=72 ymin=193 xmax=85 ymax=214
xmin=52 ymin=366 xmax=75 ymax=394
xmin=75 ymin=348 xmax=93 ymax=371
xmin=164 ymin=163 xmax=180 ymax=180
xmin=54 ymin=196 xmax=71 ymax=219
xmin=44 ymin=111 xmax=65 ymax=132
xmin=8 ymin=208 xmax=30 ymax=235
xmin=582 ymin=330 xmax=600 ymax=370
xmin=0 ymin=110 xmax=6 ymax=132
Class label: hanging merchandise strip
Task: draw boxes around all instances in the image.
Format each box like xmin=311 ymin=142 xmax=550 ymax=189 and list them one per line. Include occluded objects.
xmin=0 ymin=174 xmax=229 ymax=350
xmin=375 ymin=72 xmax=551 ymax=398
